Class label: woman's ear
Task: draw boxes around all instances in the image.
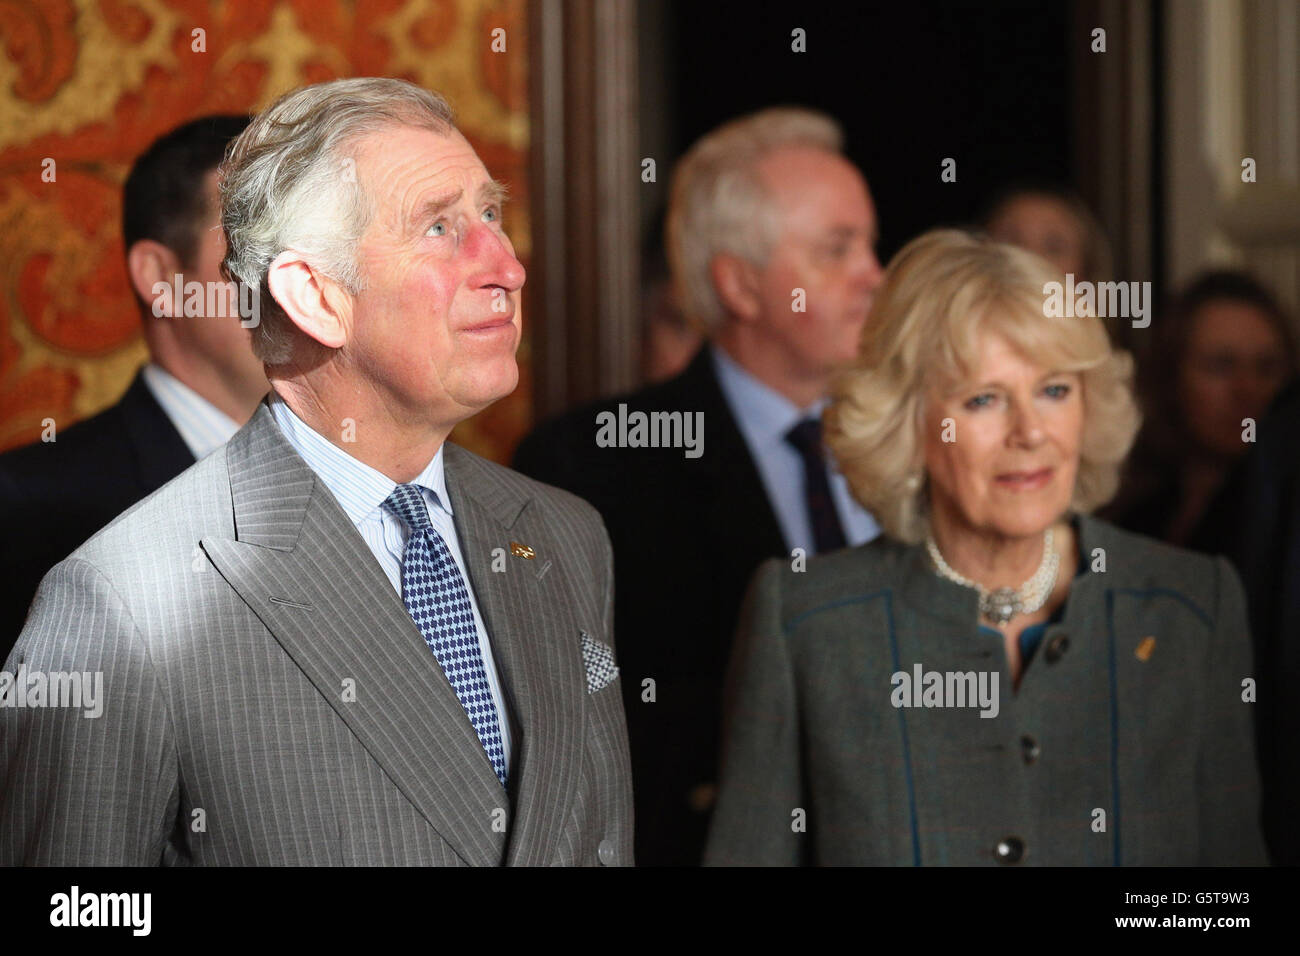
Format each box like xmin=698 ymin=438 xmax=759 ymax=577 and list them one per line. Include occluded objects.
xmin=265 ymin=251 xmax=351 ymax=350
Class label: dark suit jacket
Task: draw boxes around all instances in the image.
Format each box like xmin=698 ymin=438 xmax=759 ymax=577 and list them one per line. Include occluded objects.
xmin=705 ymin=511 xmax=1266 ymax=865
xmin=1192 ymin=377 xmax=1300 ymax=865
xmin=513 ymin=347 xmax=786 ymax=865
xmin=0 ymin=369 xmax=193 ymax=658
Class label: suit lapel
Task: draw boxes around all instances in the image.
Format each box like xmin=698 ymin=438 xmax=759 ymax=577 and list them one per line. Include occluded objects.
xmin=443 ymin=444 xmax=585 ymax=866
xmin=200 ymin=404 xmax=507 ymax=866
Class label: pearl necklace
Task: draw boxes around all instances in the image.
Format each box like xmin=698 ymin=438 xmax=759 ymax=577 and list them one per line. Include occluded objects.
xmin=925 ymin=527 xmax=1060 ymax=626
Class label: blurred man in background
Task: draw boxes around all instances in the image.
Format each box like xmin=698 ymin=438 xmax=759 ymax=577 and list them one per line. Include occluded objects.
xmin=0 ymin=115 xmax=267 ymax=656
xmin=515 ymin=106 xmax=884 ymax=864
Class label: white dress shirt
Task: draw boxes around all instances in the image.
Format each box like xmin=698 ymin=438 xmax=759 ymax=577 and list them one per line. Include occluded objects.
xmin=710 ymin=344 xmax=880 ymax=554
xmin=266 ymin=391 xmax=512 ymax=771
xmin=140 ymin=362 xmax=242 ymax=459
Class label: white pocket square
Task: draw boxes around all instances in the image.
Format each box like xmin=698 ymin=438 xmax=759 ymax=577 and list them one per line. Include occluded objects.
xmin=580 ymin=630 xmax=619 ymax=695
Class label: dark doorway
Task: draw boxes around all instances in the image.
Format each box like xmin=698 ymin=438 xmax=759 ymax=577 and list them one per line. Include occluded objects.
xmin=643 ymin=0 xmax=1074 ymax=260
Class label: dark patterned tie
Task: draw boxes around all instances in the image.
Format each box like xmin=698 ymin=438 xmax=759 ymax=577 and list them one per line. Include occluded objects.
xmin=382 ymin=483 xmax=507 ymax=787
xmin=785 ymin=417 xmax=848 ymax=554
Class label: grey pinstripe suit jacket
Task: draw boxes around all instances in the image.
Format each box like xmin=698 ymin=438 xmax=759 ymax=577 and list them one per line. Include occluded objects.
xmin=0 ymin=403 xmax=634 ymax=865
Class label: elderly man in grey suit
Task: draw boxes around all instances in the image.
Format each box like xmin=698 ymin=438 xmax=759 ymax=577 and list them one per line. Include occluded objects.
xmin=0 ymin=77 xmax=633 ymax=866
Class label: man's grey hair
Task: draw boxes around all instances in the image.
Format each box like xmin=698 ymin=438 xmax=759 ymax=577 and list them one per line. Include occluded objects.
xmin=665 ymin=106 xmax=844 ymax=335
xmin=220 ymin=77 xmax=456 ymax=365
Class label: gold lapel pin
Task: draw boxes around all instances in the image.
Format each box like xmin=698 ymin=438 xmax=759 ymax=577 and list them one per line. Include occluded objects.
xmin=1135 ymin=636 xmax=1156 ymax=661
xmin=510 ymin=541 xmax=536 ymax=559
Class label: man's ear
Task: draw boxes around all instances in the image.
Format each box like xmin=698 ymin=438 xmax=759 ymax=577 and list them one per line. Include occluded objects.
xmin=710 ymin=252 xmax=763 ymax=323
xmin=127 ymin=240 xmax=183 ymax=318
xmin=266 ymin=250 xmax=351 ymax=350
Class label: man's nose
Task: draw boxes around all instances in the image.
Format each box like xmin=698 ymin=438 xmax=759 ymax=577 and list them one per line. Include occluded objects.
xmin=853 ymin=242 xmax=884 ymax=291
xmin=862 ymin=248 xmax=884 ymax=291
xmin=466 ymin=222 xmax=526 ymax=292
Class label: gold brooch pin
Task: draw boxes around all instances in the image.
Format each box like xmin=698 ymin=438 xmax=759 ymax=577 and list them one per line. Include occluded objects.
xmin=510 ymin=541 xmax=536 ymax=559
xmin=1135 ymin=636 xmax=1156 ymax=661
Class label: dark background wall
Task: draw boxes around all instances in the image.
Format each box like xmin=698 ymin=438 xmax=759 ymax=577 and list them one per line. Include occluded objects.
xmin=640 ymin=0 xmax=1074 ymax=261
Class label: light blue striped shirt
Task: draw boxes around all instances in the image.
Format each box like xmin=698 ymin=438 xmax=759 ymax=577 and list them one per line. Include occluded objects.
xmin=710 ymin=344 xmax=880 ymax=555
xmin=266 ymin=390 xmax=512 ymax=771
xmin=141 ymin=362 xmax=241 ymax=459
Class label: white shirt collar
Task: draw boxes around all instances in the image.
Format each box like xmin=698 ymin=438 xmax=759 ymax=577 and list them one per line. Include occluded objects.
xmin=140 ymin=362 xmax=241 ymax=459
xmin=709 ymin=344 xmax=827 ymax=446
xmin=266 ymin=390 xmax=451 ymax=528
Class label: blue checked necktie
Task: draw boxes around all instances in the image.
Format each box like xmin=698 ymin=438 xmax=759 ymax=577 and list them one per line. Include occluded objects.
xmin=382 ymin=483 xmax=508 ymax=787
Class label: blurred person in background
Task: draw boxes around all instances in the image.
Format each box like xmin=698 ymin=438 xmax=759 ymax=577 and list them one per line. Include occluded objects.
xmin=515 ymin=106 xmax=884 ymax=864
xmin=0 ymin=115 xmax=266 ymax=658
xmin=983 ymin=183 xmax=1112 ymax=283
xmin=1104 ymin=271 xmax=1296 ymax=549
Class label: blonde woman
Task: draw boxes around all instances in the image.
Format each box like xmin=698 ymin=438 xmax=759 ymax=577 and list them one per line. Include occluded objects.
xmin=704 ymin=229 xmax=1264 ymax=866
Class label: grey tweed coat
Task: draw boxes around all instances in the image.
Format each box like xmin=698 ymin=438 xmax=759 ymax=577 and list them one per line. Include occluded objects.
xmin=705 ymin=511 xmax=1266 ymax=866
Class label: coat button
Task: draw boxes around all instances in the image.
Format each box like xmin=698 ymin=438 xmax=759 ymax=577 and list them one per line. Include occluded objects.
xmin=1021 ymin=734 xmax=1040 ymax=764
xmin=994 ymin=836 xmax=1026 ymax=864
xmin=597 ymin=839 xmax=616 ymax=865
xmin=688 ymin=782 xmax=717 ymax=813
xmin=1044 ymin=633 xmax=1070 ymax=663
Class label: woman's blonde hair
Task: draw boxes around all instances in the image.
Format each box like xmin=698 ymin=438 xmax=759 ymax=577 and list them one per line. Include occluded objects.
xmin=824 ymin=228 xmax=1141 ymax=544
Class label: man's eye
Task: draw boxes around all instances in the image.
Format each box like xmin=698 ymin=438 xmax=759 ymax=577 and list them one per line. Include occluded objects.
xmin=482 ymin=206 xmax=500 ymax=223
xmin=426 ymin=221 xmax=447 ymax=237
